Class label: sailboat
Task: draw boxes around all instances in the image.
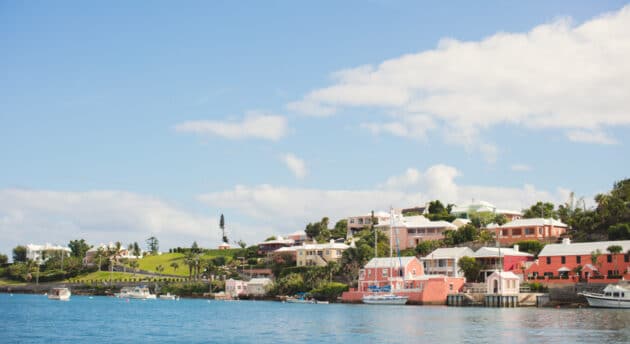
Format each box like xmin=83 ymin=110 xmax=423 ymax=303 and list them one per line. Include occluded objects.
xmin=362 ymin=209 xmax=409 ymax=305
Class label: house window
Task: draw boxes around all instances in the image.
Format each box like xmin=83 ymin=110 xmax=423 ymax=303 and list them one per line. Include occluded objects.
xmin=412 ymin=269 xmax=416 ymax=276
xmin=502 ymin=229 xmax=509 ymax=236
xmin=382 ymin=268 xmax=389 ymax=277
xmin=512 ymin=229 xmax=522 ymax=236
xmin=538 ymin=228 xmax=543 ymax=235
xmin=576 ymin=256 xmax=581 ymax=264
xmin=525 ymin=228 xmax=534 ymax=235
xmin=546 ymin=257 xmax=551 ymax=265
xmin=561 ymin=256 xmax=566 ymax=264
xmin=607 ymin=255 xmax=613 ymax=263
xmin=625 ymin=254 xmax=630 ymax=263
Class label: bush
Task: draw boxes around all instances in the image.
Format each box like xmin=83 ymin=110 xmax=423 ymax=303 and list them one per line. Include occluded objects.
xmin=310 ymin=282 xmax=349 ymax=302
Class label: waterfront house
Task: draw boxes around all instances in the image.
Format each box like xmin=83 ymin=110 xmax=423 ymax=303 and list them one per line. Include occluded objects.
xmin=494 ymin=218 xmax=568 ymax=245
xmin=486 ymin=270 xmax=520 ymax=294
xmin=26 ymin=243 xmax=71 ymax=264
xmin=422 ymin=247 xmax=475 ymax=278
xmin=525 ymin=239 xmax=630 ymax=281
xmin=226 ymin=278 xmax=248 ymax=298
xmin=295 ymin=240 xmax=349 ymax=267
xmin=247 ymin=278 xmax=272 ymax=296
xmin=473 ymin=246 xmax=534 ymax=281
xmin=83 ymin=243 xmax=141 ymax=266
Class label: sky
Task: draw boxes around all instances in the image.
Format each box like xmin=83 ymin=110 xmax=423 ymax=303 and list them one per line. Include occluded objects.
xmin=1 ymin=1 xmax=629 ymax=256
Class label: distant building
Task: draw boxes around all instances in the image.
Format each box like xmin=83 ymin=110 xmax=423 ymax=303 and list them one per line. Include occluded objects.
xmin=358 ymin=257 xmax=425 ymax=292
xmin=347 ymin=211 xmax=391 ymax=237
xmin=422 ymin=247 xmax=475 ymax=277
xmin=84 ymin=243 xmax=141 ymax=266
xmin=494 ymin=218 xmax=568 ymax=245
xmin=286 ymin=231 xmax=308 ymax=245
xmin=379 ymin=215 xmax=457 ymax=250
xmin=451 ymin=200 xmax=522 ymax=221
xmin=247 ymin=278 xmax=272 ymax=296
xmin=295 ymin=240 xmax=349 ymax=267
xmin=525 ymin=239 xmax=630 ymax=281
xmin=218 ymin=242 xmax=232 ymax=250
xmin=257 ymin=237 xmax=295 ymax=255
xmin=486 ymin=270 xmax=520 ymax=295
xmin=26 ymin=243 xmax=71 ymax=264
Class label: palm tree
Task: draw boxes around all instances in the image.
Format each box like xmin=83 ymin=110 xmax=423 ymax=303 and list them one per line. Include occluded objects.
xmin=607 ymin=245 xmax=623 ymax=277
xmin=591 ymin=249 xmax=602 ymax=275
xmin=108 ymin=242 xmax=123 ymax=283
xmin=184 ymin=252 xmax=199 ymax=280
xmin=95 ymin=247 xmax=106 ymax=271
xmin=129 ymin=260 xmax=139 ymax=275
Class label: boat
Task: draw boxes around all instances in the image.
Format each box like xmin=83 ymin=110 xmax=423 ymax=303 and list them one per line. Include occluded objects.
xmin=48 ymin=287 xmax=71 ymax=301
xmin=579 ymin=284 xmax=630 ymax=308
xmin=285 ymin=293 xmax=315 ymax=304
xmin=115 ymin=286 xmax=156 ymax=300
xmin=362 ymin=293 xmax=408 ymax=305
xmin=159 ymin=293 xmax=180 ymax=300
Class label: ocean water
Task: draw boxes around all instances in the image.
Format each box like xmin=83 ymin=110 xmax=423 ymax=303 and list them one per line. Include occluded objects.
xmin=1 ymin=294 xmax=629 ymax=343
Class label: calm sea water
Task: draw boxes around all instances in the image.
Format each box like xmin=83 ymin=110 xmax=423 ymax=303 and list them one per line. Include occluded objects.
xmin=1 ymin=293 xmax=629 ymax=343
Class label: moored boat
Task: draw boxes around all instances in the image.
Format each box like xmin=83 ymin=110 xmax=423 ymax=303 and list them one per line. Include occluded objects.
xmin=159 ymin=293 xmax=180 ymax=300
xmin=48 ymin=287 xmax=71 ymax=301
xmin=362 ymin=293 xmax=408 ymax=305
xmin=580 ymin=284 xmax=630 ymax=308
xmin=115 ymin=286 xmax=156 ymax=300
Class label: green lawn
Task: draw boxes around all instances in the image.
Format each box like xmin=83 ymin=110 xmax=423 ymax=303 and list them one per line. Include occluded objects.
xmin=0 ymin=278 xmax=26 ymax=286
xmin=132 ymin=250 xmax=237 ymax=277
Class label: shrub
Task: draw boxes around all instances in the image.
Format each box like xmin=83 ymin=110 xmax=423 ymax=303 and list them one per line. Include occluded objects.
xmin=310 ymin=282 xmax=349 ymax=302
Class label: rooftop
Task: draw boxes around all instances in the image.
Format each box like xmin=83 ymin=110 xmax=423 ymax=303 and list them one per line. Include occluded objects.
xmin=500 ymin=218 xmax=567 ymax=228
xmin=538 ymin=240 xmax=630 ymax=257
xmin=474 ymin=247 xmax=533 ymax=258
xmin=365 ymin=256 xmax=420 ymax=268
xmin=422 ymin=247 xmax=475 ymax=260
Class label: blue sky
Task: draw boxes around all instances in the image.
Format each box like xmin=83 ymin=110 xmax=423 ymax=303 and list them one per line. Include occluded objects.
xmin=1 ymin=1 xmax=629 ymax=255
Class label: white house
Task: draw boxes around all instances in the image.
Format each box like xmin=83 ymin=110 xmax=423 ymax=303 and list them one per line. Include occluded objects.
xmin=486 ymin=270 xmax=520 ymax=295
xmin=226 ymin=278 xmax=248 ymax=298
xmin=422 ymin=247 xmax=475 ymax=277
xmin=26 ymin=243 xmax=71 ymax=263
xmin=247 ymin=278 xmax=272 ymax=296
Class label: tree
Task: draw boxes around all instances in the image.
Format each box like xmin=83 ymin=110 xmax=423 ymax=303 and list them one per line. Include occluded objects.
xmin=236 ymin=240 xmax=247 ymax=248
xmin=427 ymin=200 xmax=456 ymax=222
xmin=494 ymin=214 xmax=508 ymax=226
xmin=220 ymin=214 xmax=228 ymax=244
xmin=12 ymin=246 xmax=27 ymax=263
xmin=133 ymin=242 xmax=141 ymax=257
xmin=415 ymin=240 xmax=440 ymax=257
xmin=129 ymin=260 xmax=139 ymax=275
xmin=184 ymin=251 xmax=200 ymax=279
xmin=0 ymin=254 xmax=7 ymax=265
xmin=305 ymin=222 xmax=320 ymax=240
xmin=522 ymin=202 xmax=557 ymax=219
xmin=457 ymin=256 xmax=481 ymax=282
xmin=591 ymin=249 xmax=602 ymax=273
xmin=264 ymin=236 xmax=277 ymax=242
xmin=607 ymin=245 xmax=623 ymax=277
xmin=146 ymin=236 xmax=159 ymax=255
xmin=608 ymin=223 xmax=630 ymax=240
xmin=331 ymin=219 xmax=348 ymax=239
xmin=155 ymin=264 xmax=164 ymax=275
xmin=191 ymin=241 xmax=200 ymax=254
xmin=514 ymin=240 xmax=545 ymax=257
xmin=170 ymin=261 xmax=179 ymax=273
xmin=68 ymin=239 xmax=91 ymax=258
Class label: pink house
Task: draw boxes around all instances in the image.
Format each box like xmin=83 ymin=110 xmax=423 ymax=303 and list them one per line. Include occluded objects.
xmin=494 ymin=218 xmax=568 ymax=245
xmin=378 ymin=215 xmax=457 ymax=250
xmin=342 ymin=256 xmax=465 ymax=305
xmin=225 ymin=278 xmax=247 ymax=298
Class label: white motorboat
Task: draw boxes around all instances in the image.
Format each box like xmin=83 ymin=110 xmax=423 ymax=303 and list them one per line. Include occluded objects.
xmin=362 ymin=293 xmax=408 ymax=305
xmin=115 ymin=286 xmax=156 ymax=300
xmin=159 ymin=293 xmax=180 ymax=300
xmin=580 ymin=284 xmax=630 ymax=308
xmin=285 ymin=297 xmax=315 ymax=304
xmin=48 ymin=287 xmax=71 ymax=301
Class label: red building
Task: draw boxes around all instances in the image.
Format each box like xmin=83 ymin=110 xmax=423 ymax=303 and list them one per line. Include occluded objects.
xmin=494 ymin=218 xmax=568 ymax=245
xmin=526 ymin=239 xmax=630 ymax=282
xmin=473 ymin=246 xmax=534 ymax=281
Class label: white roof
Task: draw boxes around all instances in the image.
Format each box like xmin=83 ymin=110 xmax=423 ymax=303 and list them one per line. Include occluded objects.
xmin=423 ymin=247 xmax=475 ymax=260
xmin=287 ymin=231 xmax=307 ymax=237
xmin=474 ymin=247 xmax=533 ymax=258
xmin=378 ymin=215 xmax=457 ymax=230
xmin=364 ymin=256 xmax=419 ymax=269
xmin=500 ymin=218 xmax=567 ymax=228
xmin=248 ymin=278 xmax=272 ymax=285
xmin=488 ymin=270 xmax=520 ymax=279
xmin=26 ymin=243 xmax=71 ymax=252
xmin=538 ymin=240 xmax=630 ymax=257
xmin=257 ymin=238 xmax=294 ymax=246
xmin=295 ymin=241 xmax=349 ymax=251
xmin=274 ymin=246 xmax=297 ymax=253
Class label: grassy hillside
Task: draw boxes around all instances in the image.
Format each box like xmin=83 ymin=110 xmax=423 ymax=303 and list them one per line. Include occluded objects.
xmin=65 ymin=271 xmax=137 ymax=282
xmin=133 ymin=250 xmax=238 ymax=277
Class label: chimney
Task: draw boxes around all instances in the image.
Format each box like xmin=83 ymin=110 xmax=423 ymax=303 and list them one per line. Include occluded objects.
xmin=513 ymin=244 xmax=519 ymax=252
xmin=562 ymin=238 xmax=571 ymax=245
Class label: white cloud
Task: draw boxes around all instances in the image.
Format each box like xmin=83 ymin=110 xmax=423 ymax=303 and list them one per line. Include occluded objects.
xmin=360 ymin=115 xmax=436 ymax=139
xmin=566 ymin=129 xmax=618 ymax=145
xmin=288 ymin=6 xmax=630 ymax=153
xmin=174 ymin=111 xmax=288 ymax=141
xmin=281 ymin=153 xmax=307 ymax=179
xmin=511 ymin=164 xmax=532 ymax=172
xmin=0 ymin=189 xmax=252 ymax=256
xmin=198 ymin=164 xmax=568 ymax=233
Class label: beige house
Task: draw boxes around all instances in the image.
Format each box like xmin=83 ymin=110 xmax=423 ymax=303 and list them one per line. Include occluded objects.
xmin=347 ymin=211 xmax=391 ymax=237
xmin=296 ymin=240 xmax=349 ymax=267
xmin=486 ymin=270 xmax=520 ymax=295
xmin=247 ymin=278 xmax=272 ymax=296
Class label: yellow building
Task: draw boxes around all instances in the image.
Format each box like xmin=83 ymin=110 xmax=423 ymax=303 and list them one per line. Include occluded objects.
xmin=295 ymin=240 xmax=349 ymax=267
